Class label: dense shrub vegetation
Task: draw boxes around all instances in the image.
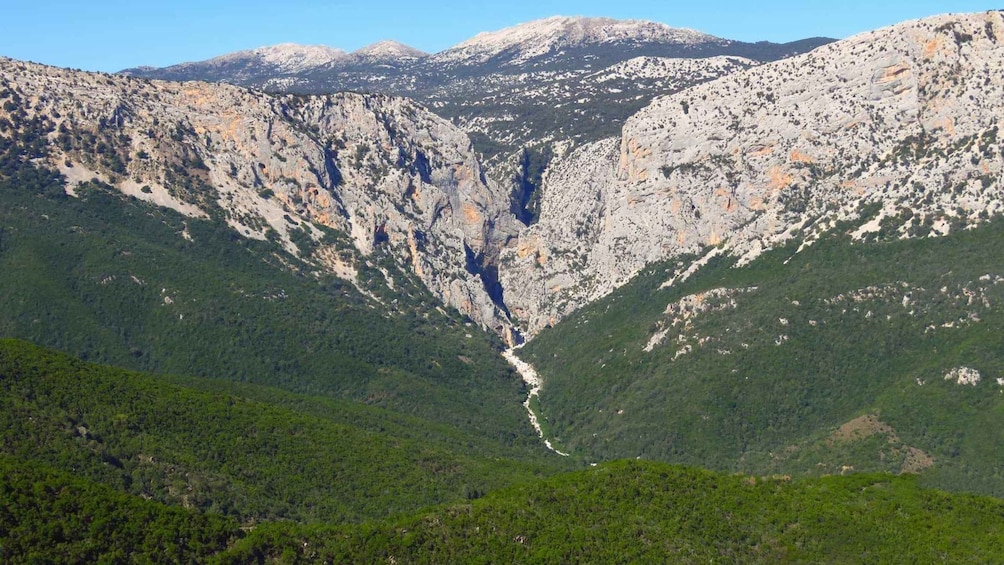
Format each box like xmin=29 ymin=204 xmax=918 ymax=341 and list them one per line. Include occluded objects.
xmin=525 ymin=216 xmax=1004 ymax=495
xmin=232 ymin=460 xmax=1004 ymax=563
xmin=0 ymin=456 xmax=237 ymax=563
xmin=6 ymin=450 xmax=1004 ymax=563
xmin=0 ymin=339 xmax=568 ymax=524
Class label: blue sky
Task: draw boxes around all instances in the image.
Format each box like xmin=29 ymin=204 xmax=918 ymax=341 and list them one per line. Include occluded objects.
xmin=1 ymin=1 xmax=996 ymax=72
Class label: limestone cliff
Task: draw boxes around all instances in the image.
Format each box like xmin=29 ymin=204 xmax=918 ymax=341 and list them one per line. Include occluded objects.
xmin=0 ymin=58 xmax=518 ymax=336
xmin=501 ymin=12 xmax=1004 ymax=336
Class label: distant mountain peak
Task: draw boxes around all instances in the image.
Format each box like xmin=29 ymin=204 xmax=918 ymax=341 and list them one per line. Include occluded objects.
xmin=464 ymin=16 xmax=715 ymax=48
xmin=460 ymin=15 xmax=718 ymax=45
xmin=435 ymin=15 xmax=722 ymax=65
xmin=353 ymin=40 xmax=427 ymax=60
xmin=224 ymin=43 xmax=346 ymax=70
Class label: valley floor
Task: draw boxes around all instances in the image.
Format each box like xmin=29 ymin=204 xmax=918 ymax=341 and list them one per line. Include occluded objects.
xmin=503 ymin=347 xmax=569 ymax=457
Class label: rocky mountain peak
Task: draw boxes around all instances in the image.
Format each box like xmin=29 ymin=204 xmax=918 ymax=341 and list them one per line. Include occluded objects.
xmin=222 ymin=43 xmax=347 ymax=71
xmin=436 ymin=16 xmax=721 ymax=65
xmin=352 ymin=40 xmax=427 ymax=61
xmin=119 ymin=42 xmax=351 ymax=86
xmin=119 ymin=43 xmax=349 ymax=81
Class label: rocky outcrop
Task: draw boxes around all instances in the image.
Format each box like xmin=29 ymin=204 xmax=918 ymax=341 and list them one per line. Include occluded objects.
xmin=501 ymin=12 xmax=1004 ymax=336
xmin=0 ymin=58 xmax=518 ymax=336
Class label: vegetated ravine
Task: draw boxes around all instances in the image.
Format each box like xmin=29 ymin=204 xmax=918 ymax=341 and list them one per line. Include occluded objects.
xmin=502 ymin=345 xmax=569 ymax=456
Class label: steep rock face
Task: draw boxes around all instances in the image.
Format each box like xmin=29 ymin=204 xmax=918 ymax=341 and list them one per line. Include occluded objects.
xmin=501 ymin=12 xmax=1004 ymax=336
xmin=0 ymin=58 xmax=518 ymax=335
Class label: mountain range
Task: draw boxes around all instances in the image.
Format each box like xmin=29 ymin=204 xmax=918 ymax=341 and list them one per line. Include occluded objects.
xmin=123 ymin=17 xmax=833 ymax=182
xmin=3 ymin=10 xmax=1004 ymax=561
xmin=121 ymin=17 xmax=830 ymax=85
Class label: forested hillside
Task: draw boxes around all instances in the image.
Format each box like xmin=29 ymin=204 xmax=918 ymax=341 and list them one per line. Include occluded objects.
xmin=524 ymin=211 xmax=1004 ymax=496
xmin=0 ymin=340 xmax=570 ymax=525
xmin=5 ymin=449 xmax=1004 ymax=563
xmin=0 ymin=150 xmax=534 ymax=446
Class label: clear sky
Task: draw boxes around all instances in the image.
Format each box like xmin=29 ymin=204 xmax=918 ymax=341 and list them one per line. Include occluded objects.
xmin=1 ymin=1 xmax=996 ymax=72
